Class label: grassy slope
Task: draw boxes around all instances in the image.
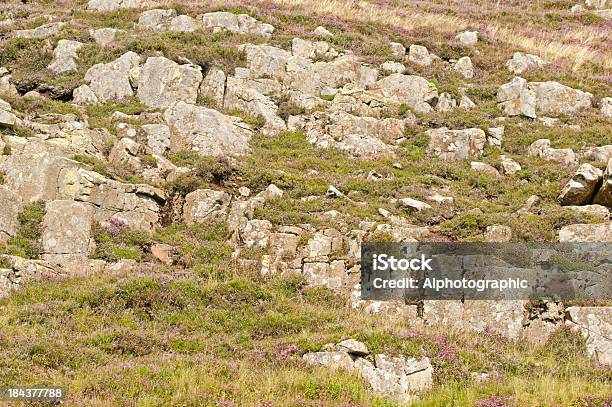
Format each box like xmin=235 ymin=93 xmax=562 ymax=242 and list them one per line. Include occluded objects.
xmin=0 ymin=0 xmax=611 ymax=405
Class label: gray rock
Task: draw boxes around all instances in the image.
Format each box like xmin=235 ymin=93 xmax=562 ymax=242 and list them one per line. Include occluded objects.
xmin=90 ymin=28 xmax=119 ymax=46
xmin=426 ymin=127 xmax=486 ymax=160
xmin=199 ymin=12 xmax=274 ymax=38
xmin=484 ymin=225 xmax=513 ymax=242
xmin=369 ymin=74 xmax=438 ymax=113
xmin=497 ymin=76 xmax=536 ymax=118
xmin=142 ymin=124 xmax=171 ymax=155
xmin=408 ymin=45 xmax=432 ymax=66
xmin=601 ymin=97 xmax=612 ymax=118
xmin=559 ymin=223 xmax=612 ymax=242
xmin=291 ymin=38 xmax=338 ymax=60
xmin=499 ymin=155 xmax=521 ymax=175
xmin=506 ymin=52 xmax=547 ymax=74
xmin=303 ymin=351 xmax=355 ymax=371
xmin=88 ymin=0 xmax=159 ymax=12
xmin=199 ymin=68 xmax=226 ymax=106
xmin=183 ymin=189 xmax=231 ymax=225
xmin=84 ymin=51 xmax=140 ymax=103
xmin=164 ymin=101 xmax=253 ymax=157
xmin=0 ymin=109 xmax=20 ymax=127
xmin=14 ymin=22 xmax=65 ymax=39
xmin=527 ymin=139 xmax=577 ymax=166
xmin=240 ymin=219 xmax=272 ymax=248
xmin=581 ymin=145 xmax=612 ymax=163
xmin=486 ymin=126 xmax=504 ymax=147
xmin=436 ymin=93 xmax=457 ymax=113
xmin=244 ymin=44 xmax=291 ymax=81
xmin=389 ymin=42 xmax=406 ymax=58
xmin=170 ymin=14 xmax=199 ymax=32
xmin=558 ymin=163 xmax=603 ymax=206
xmin=41 ymin=200 xmax=94 ymax=261
xmin=593 ymin=159 xmax=612 ymax=208
xmin=455 ymin=30 xmax=478 ymax=46
xmin=137 ymin=56 xmax=202 ymax=109
xmin=137 ymin=8 xmax=177 ymax=31
xmin=565 ymin=205 xmax=610 ymax=220
xmin=73 ymin=84 xmax=99 ymax=105
xmin=453 ymin=56 xmax=474 ymax=79
xmin=314 ymin=26 xmax=333 ymax=37
xmin=471 ymin=161 xmax=500 ymax=177
xmin=565 ymin=307 xmax=612 ymax=365
xmin=400 ymin=197 xmax=432 ymax=211
xmin=0 ymin=186 xmax=22 ymax=243
xmin=48 ymin=39 xmax=83 ymax=74
xmin=529 ymin=81 xmax=593 ymax=116
xmin=380 ymin=61 xmax=405 ymax=75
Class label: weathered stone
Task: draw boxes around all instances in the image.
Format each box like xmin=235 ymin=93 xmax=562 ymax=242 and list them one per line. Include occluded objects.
xmin=0 ymin=109 xmax=20 ymax=128
xmin=499 ymin=155 xmax=521 ymax=175
xmin=41 ymin=200 xmax=94 ymax=261
xmin=593 ymin=159 xmax=612 ymax=208
xmin=199 ymin=68 xmax=226 ymax=106
xmin=0 ymin=186 xmax=22 ymax=243
xmin=399 ymin=197 xmax=432 ymax=212
xmin=223 ymin=76 xmax=286 ymax=134
xmin=48 ymin=40 xmax=83 ymax=74
xmin=183 ymin=189 xmax=231 ymax=225
xmin=151 ymin=243 xmax=173 ymax=265
xmin=426 ymin=127 xmax=486 ymax=160
xmin=164 ymin=101 xmax=253 ymax=157
xmin=565 ymin=205 xmax=610 ymax=220
xmin=484 ymin=225 xmax=512 ymax=242
xmin=314 ymin=26 xmax=333 ymax=37
xmin=137 ymin=56 xmax=202 ymax=109
xmin=559 ymin=223 xmax=612 ymax=242
xmin=73 ymin=84 xmax=99 ymax=105
xmin=88 ymin=0 xmax=158 ymax=12
xmin=581 ymin=145 xmax=612 ymax=163
xmin=90 ymin=28 xmax=119 ymax=46
xmin=497 ymin=76 xmax=536 ymax=118
xmin=307 ymin=233 xmax=333 ymax=257
xmin=291 ymin=38 xmax=338 ymax=60
xmin=142 ymin=124 xmax=171 ymax=155
xmin=486 ymin=126 xmax=504 ymax=147
xmin=108 ymin=137 xmax=143 ymax=169
xmin=336 ymin=339 xmax=369 ymax=356
xmin=601 ymin=97 xmax=612 ymax=118
xmin=506 ymin=52 xmax=547 ymax=74
xmin=585 ymin=0 xmax=608 ymax=9
xmin=84 ymin=51 xmax=140 ymax=103
xmin=408 ymin=45 xmax=432 ymax=66
xmin=529 ymin=81 xmax=593 ymax=116
xmin=303 ymin=351 xmax=355 ymax=371
xmin=244 ymin=44 xmax=291 ymax=81
xmin=453 ymin=56 xmax=474 ymax=79
xmin=566 ymin=307 xmax=612 ymax=365
xmin=558 ymin=163 xmax=603 ymax=206
xmin=269 ymin=233 xmax=300 ymax=257
xmin=527 ymin=139 xmax=577 ymax=166
xmin=426 ymin=193 xmax=453 ymax=205
xmin=380 ymin=61 xmax=406 ymax=75
xmin=369 ymin=74 xmax=438 ymax=113
xmin=199 ymin=12 xmax=274 ymax=38
xmin=137 ymin=8 xmax=177 ymax=31
xmin=14 ymin=22 xmax=65 ymax=39
xmin=459 ymin=94 xmax=476 ymax=110
xmin=170 ymin=15 xmax=198 ymax=32
xmin=471 ymin=161 xmax=500 ymax=177
xmin=455 ymin=30 xmax=478 ymax=46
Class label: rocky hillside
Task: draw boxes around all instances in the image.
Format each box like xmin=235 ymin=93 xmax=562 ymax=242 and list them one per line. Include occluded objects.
xmin=0 ymin=0 xmax=611 ymax=405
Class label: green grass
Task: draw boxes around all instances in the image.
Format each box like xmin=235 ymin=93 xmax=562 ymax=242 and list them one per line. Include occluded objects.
xmin=0 ymin=201 xmax=46 ymax=259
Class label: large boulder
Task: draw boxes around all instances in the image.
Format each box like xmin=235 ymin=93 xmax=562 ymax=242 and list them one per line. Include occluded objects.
xmin=136 ymin=8 xmax=177 ymax=31
xmin=88 ymin=0 xmax=158 ymax=12
xmin=558 ymin=163 xmax=603 ymax=206
xmin=453 ymin=56 xmax=474 ymax=79
xmin=164 ymin=101 xmax=253 ymax=157
xmin=593 ymin=159 xmax=612 ymax=208
xmin=198 ymin=12 xmax=274 ymax=37
xmin=506 ymin=52 xmax=547 ymax=74
xmin=84 ymin=51 xmax=140 ymax=103
xmin=199 ymin=68 xmax=226 ymax=106
xmin=244 ymin=44 xmax=291 ymax=81
xmin=223 ymin=76 xmax=286 ymax=134
xmin=426 ymin=127 xmax=486 ymax=160
xmin=497 ymin=76 xmax=536 ymax=118
xmin=368 ymin=74 xmax=438 ymax=113
xmin=407 ymin=45 xmax=432 ymax=66
xmin=529 ymin=81 xmax=593 ymax=116
xmin=527 ymin=139 xmax=577 ymax=166
xmin=137 ymin=56 xmax=202 ymax=109
xmin=48 ymin=40 xmax=83 ymax=74
xmin=183 ymin=189 xmax=231 ymax=225
xmin=0 ymin=186 xmax=22 ymax=243
xmin=565 ymin=307 xmax=612 ymax=365
xmin=41 ymin=200 xmax=95 ymax=263
xmin=14 ymin=22 xmax=65 ymax=39
xmin=558 ymin=223 xmax=612 ymax=242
